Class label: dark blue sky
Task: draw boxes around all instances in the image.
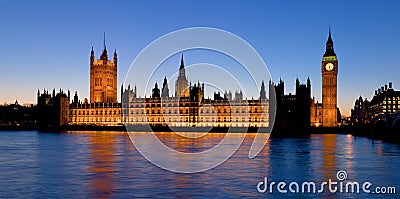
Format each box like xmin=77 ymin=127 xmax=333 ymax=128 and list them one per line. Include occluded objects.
xmin=0 ymin=0 xmax=399 ymax=116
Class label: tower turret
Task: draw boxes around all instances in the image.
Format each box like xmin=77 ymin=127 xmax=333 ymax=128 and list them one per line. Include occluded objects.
xmin=100 ymin=32 xmax=108 ymax=62
xmin=162 ymin=76 xmax=169 ymax=98
xmin=113 ymin=49 xmax=117 ymax=66
xmin=260 ymin=80 xmax=266 ymax=99
xmin=90 ymin=47 xmax=95 ymax=65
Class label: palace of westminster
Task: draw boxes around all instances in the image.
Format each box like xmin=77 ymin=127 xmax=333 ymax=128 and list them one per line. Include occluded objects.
xmin=36 ymin=30 xmax=340 ymax=130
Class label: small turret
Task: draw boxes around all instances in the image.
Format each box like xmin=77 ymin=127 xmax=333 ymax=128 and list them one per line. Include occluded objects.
xmin=90 ymin=47 xmax=95 ymax=65
xmin=100 ymin=32 xmax=108 ymax=61
xmin=113 ymin=49 xmax=117 ymax=66
xmin=260 ymin=80 xmax=266 ymax=100
xmin=162 ymin=76 xmax=169 ymax=98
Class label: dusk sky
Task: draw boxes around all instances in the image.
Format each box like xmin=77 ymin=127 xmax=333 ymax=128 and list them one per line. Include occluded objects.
xmin=1 ymin=1 xmax=400 ymax=116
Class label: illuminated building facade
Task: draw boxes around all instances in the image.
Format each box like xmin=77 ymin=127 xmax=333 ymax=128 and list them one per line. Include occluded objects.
xmin=37 ymin=30 xmax=346 ymax=130
xmin=37 ymin=41 xmax=269 ymax=129
xmin=368 ymin=82 xmax=400 ymax=116
xmin=121 ymin=55 xmax=269 ymax=128
xmin=351 ymin=82 xmax=400 ymax=124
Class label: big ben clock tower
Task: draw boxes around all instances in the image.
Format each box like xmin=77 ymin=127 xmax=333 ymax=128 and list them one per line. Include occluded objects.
xmin=321 ymin=29 xmax=338 ymax=127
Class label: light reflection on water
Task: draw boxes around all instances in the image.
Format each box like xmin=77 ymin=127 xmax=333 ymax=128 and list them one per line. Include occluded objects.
xmin=0 ymin=131 xmax=399 ymax=198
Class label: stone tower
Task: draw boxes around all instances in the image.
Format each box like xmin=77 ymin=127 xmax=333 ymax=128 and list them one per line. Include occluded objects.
xmin=90 ymin=33 xmax=118 ymax=103
xmin=321 ymin=28 xmax=338 ymax=127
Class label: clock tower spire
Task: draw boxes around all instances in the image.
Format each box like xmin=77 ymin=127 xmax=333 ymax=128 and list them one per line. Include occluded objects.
xmin=321 ymin=28 xmax=338 ymax=127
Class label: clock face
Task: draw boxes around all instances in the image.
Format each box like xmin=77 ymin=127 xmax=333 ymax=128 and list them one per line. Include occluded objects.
xmin=325 ymin=63 xmax=334 ymax=71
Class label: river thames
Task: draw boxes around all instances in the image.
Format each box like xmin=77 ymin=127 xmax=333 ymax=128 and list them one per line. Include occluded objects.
xmin=0 ymin=131 xmax=399 ymax=198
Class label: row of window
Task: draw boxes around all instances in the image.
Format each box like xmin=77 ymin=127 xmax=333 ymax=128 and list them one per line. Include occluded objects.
xmin=383 ymin=109 xmax=398 ymax=113
xmin=128 ymin=103 xmax=266 ymax=108
xmin=70 ymin=108 xmax=265 ymax=115
xmin=384 ymin=97 xmax=400 ymax=101
xmin=383 ymin=101 xmax=400 ymax=105
xmin=124 ymin=116 xmax=266 ymax=123
xmin=382 ymin=105 xmax=400 ymax=109
xmin=71 ymin=109 xmax=120 ymax=115
xmin=72 ymin=117 xmax=119 ymax=123
xmin=128 ymin=108 xmax=265 ymax=114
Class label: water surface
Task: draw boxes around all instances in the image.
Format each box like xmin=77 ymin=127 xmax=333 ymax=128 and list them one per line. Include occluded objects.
xmin=0 ymin=131 xmax=399 ymax=198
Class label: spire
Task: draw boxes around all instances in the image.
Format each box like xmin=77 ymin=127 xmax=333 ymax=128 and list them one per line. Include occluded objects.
xmin=103 ymin=32 xmax=106 ymax=49
xmin=163 ymin=76 xmax=168 ymax=85
xmin=113 ymin=49 xmax=117 ymax=65
xmin=162 ymin=76 xmax=169 ymax=98
xmin=324 ymin=27 xmax=336 ymax=57
xmin=180 ymin=53 xmax=184 ymax=70
xmin=260 ymin=80 xmax=266 ymax=99
xmin=100 ymin=32 xmax=108 ymax=60
xmin=327 ymin=26 xmax=333 ymax=45
xmin=90 ymin=47 xmax=95 ymax=64
xmin=134 ymin=85 xmax=137 ymax=95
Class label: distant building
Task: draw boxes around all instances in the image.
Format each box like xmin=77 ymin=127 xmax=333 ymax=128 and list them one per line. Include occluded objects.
xmin=350 ymin=96 xmax=370 ymax=124
xmin=0 ymin=100 xmax=36 ymax=128
xmin=351 ymin=82 xmax=400 ymax=124
xmin=368 ymin=82 xmax=400 ymax=116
